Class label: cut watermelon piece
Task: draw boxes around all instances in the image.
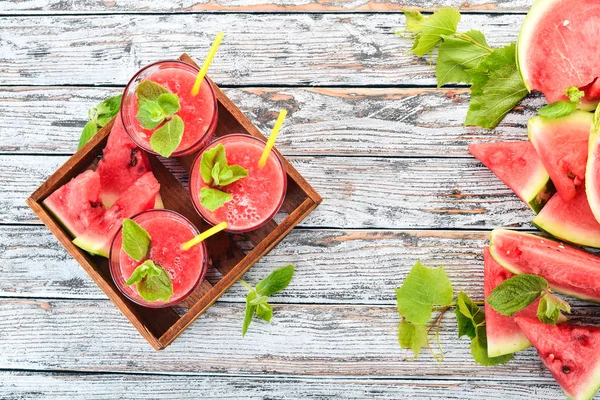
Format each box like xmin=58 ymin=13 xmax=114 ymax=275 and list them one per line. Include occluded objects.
xmin=42 ymin=170 xmax=105 ymax=237
xmin=533 ymin=188 xmax=600 ymax=248
xmin=484 ymin=246 xmax=539 ymax=357
xmin=579 ymin=78 xmax=600 ymax=112
xmin=73 ymin=172 xmax=160 ymax=257
xmin=515 ymin=317 xmax=600 ymax=400
xmin=489 ymin=229 xmax=600 ymax=303
xmin=517 ymin=0 xmax=600 ymax=103
xmin=586 ymin=107 xmax=600 ymax=223
xmin=528 ymin=111 xmax=592 ymax=202
xmin=96 ymin=113 xmax=154 ymax=208
xmin=468 ymin=141 xmax=554 ymax=213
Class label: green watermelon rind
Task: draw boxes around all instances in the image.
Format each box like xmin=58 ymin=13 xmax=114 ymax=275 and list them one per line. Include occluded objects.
xmin=586 ymin=108 xmax=600 ymax=224
xmin=488 ymin=332 xmax=531 ymax=358
xmin=523 ymin=167 xmax=554 ymax=214
xmin=489 ymin=229 xmax=600 ymax=304
xmin=72 ymin=235 xmax=110 ymax=258
xmin=532 ymin=210 xmax=600 ymax=249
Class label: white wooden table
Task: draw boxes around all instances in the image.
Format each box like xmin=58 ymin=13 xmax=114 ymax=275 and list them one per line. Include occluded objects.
xmin=1 ymin=1 xmax=598 ymax=398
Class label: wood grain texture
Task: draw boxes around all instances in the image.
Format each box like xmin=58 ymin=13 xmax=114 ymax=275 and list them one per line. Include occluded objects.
xmin=3 ymin=155 xmax=535 ymax=228
xmin=0 ymin=14 xmax=524 ymax=86
xmin=0 ymin=0 xmax=536 ymax=14
xmin=0 ymin=86 xmax=542 ymax=156
xmin=0 ymin=371 xmax=572 ymax=400
xmin=0 ymin=298 xmax=597 ymax=377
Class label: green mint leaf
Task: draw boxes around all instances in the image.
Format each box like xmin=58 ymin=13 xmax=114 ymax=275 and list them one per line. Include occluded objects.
xmin=487 ymin=274 xmax=548 ymax=316
xmin=95 ymin=94 xmax=122 ymax=127
xmin=136 ymin=80 xmax=169 ymax=103
xmin=455 ymin=291 xmax=482 ymax=340
xmin=403 ymin=10 xmax=424 ymax=33
xmin=126 ymin=260 xmax=173 ymax=302
xmin=537 ymin=292 xmax=571 ymax=325
xmin=200 ymin=144 xmax=227 ymax=184
xmin=211 ymin=163 xmax=221 ymax=187
xmin=78 ymin=121 xmax=98 ymax=150
xmin=121 ymin=218 xmax=151 ymax=262
xmin=157 ymin=93 xmax=180 ymax=115
xmin=217 ymin=164 xmax=248 ymax=186
xmin=137 ymin=100 xmax=166 ymax=130
xmin=249 ymin=295 xmax=269 ymax=306
xmin=255 ymin=264 xmax=295 ymax=296
xmin=242 ymin=289 xmax=258 ymax=336
xmin=436 ymin=31 xmax=490 ymax=86
xmin=150 ymin=115 xmax=184 ymax=157
xmin=256 ymin=303 xmax=273 ymax=323
xmin=398 ymin=321 xmax=428 ymax=357
xmin=410 ymin=8 xmax=461 ymax=57
xmin=395 ymin=260 xmax=453 ymax=324
xmin=538 ymin=101 xmax=578 ymax=118
xmin=470 ymin=325 xmax=514 ymax=366
xmin=565 ymin=86 xmax=585 ymax=103
xmin=200 ymin=187 xmax=232 ymax=211
xmin=125 ymin=261 xmax=153 ymax=286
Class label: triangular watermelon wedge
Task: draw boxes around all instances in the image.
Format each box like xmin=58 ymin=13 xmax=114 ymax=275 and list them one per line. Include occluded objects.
xmin=484 ymin=247 xmax=539 ymax=357
xmin=528 ymin=111 xmax=593 ymax=202
xmin=468 ymin=141 xmax=554 ymax=213
xmin=586 ymin=106 xmax=600 ymax=224
xmin=515 ymin=317 xmax=600 ymax=400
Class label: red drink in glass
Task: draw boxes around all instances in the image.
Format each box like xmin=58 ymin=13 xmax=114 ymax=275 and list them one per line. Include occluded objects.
xmin=190 ymin=134 xmax=287 ymax=233
xmin=121 ymin=60 xmax=218 ymax=157
xmin=110 ymin=209 xmax=207 ymax=308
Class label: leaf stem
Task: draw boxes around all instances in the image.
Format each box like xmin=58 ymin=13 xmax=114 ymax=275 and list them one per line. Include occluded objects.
xmin=239 ymin=279 xmax=253 ymax=291
xmin=454 ymin=32 xmax=493 ymax=52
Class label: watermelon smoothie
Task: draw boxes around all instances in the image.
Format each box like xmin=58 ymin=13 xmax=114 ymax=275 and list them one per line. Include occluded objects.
xmin=121 ymin=60 xmax=218 ymax=157
xmin=190 ymin=134 xmax=287 ymax=233
xmin=109 ymin=210 xmax=207 ymax=308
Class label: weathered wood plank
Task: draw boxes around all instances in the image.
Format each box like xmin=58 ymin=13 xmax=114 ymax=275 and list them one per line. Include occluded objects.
xmin=0 ymin=371 xmax=573 ymax=400
xmin=0 ymin=0 xmax=536 ymax=14
xmin=0 ymin=87 xmax=540 ymax=156
xmin=0 ymin=298 xmax=597 ymax=377
xmin=2 ymin=155 xmax=534 ymax=228
xmin=0 ymin=14 xmax=524 ymax=86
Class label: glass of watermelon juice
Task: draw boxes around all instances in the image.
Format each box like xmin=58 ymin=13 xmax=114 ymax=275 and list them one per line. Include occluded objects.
xmin=109 ymin=209 xmax=207 ymax=308
xmin=189 ymin=134 xmax=287 ymax=233
xmin=121 ymin=60 xmax=218 ymax=157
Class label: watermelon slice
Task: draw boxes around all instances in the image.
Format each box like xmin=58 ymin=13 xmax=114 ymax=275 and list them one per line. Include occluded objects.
xmin=42 ymin=170 xmax=105 ymax=237
xmin=73 ymin=172 xmax=160 ymax=257
xmin=515 ymin=317 xmax=600 ymax=400
xmin=533 ymin=188 xmax=600 ymax=248
xmin=586 ymin=107 xmax=600 ymax=223
xmin=517 ymin=0 xmax=600 ymax=103
xmin=468 ymin=141 xmax=554 ymax=213
xmin=528 ymin=111 xmax=592 ymax=202
xmin=484 ymin=246 xmax=539 ymax=357
xmin=489 ymin=229 xmax=600 ymax=303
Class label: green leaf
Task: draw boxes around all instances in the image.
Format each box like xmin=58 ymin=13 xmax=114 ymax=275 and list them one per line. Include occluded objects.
xmin=150 ymin=115 xmax=184 ymax=157
xmin=121 ymin=218 xmax=151 ymax=262
xmin=200 ymin=187 xmax=232 ymax=211
xmin=403 ymin=10 xmax=424 ymax=33
xmin=218 ymin=165 xmax=248 ymax=186
xmin=467 ymin=43 xmax=516 ymax=96
xmin=537 ymin=292 xmax=571 ymax=325
xmin=256 ymin=303 xmax=273 ymax=323
xmin=200 ymin=144 xmax=227 ymax=184
xmin=255 ymin=264 xmax=295 ymax=296
xmin=136 ymin=80 xmax=169 ymax=103
xmin=455 ymin=291 xmax=481 ymax=340
xmin=398 ymin=321 xmax=429 ymax=357
xmin=211 ymin=163 xmax=221 ymax=186
xmin=125 ymin=260 xmax=173 ymax=303
xmin=436 ymin=31 xmax=490 ymax=86
xmin=242 ymin=290 xmax=258 ymax=336
xmin=137 ymin=100 xmax=166 ymax=130
xmin=487 ymin=274 xmax=548 ymax=317
xmin=78 ymin=121 xmax=98 ymax=150
xmin=157 ymin=93 xmax=180 ymax=115
xmin=94 ymin=94 xmax=122 ymax=127
xmin=410 ymin=8 xmax=461 ymax=57
xmin=565 ymin=86 xmax=585 ymax=103
xmin=470 ymin=325 xmax=514 ymax=366
xmin=249 ymin=296 xmax=269 ymax=306
xmin=538 ymin=101 xmax=578 ymax=118
xmin=395 ymin=260 xmax=453 ymax=324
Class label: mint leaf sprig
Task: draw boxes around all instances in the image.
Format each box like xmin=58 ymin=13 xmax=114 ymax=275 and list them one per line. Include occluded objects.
xmin=78 ymin=94 xmax=122 ymax=149
xmin=240 ymin=265 xmax=294 ymax=336
xmin=199 ymin=144 xmax=248 ymax=211
xmin=135 ymin=81 xmax=184 ymax=158
xmin=538 ymin=86 xmax=585 ymax=118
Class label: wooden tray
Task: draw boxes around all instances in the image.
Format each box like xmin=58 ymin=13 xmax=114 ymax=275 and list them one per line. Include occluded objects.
xmin=26 ymin=53 xmax=322 ymax=350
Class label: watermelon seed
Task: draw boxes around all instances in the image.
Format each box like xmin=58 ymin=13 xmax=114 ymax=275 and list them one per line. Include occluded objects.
xmin=130 ymin=149 xmax=138 ymax=167
xmin=562 ymin=366 xmax=571 ymax=374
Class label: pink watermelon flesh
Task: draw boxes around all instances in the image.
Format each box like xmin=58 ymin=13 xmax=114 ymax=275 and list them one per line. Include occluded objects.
xmin=42 ymin=170 xmax=105 ymax=237
xmin=515 ymin=317 xmax=600 ymax=400
xmin=468 ymin=141 xmax=553 ymax=213
xmin=579 ymin=78 xmax=600 ymax=111
xmin=484 ymin=246 xmax=539 ymax=357
xmin=489 ymin=229 xmax=600 ymax=303
xmin=517 ymin=0 xmax=600 ymax=103
xmin=96 ymin=113 xmax=153 ymax=208
xmin=73 ymin=172 xmax=160 ymax=257
xmin=528 ymin=111 xmax=592 ymax=202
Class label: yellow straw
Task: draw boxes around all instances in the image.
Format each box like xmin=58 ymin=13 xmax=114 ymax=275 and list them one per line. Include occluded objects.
xmin=181 ymin=222 xmax=227 ymax=250
xmin=191 ymin=32 xmax=224 ymax=96
xmin=258 ymin=109 xmax=287 ymax=168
